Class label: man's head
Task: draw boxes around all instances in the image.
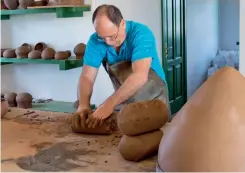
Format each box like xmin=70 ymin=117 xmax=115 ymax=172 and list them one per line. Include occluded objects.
xmin=92 ymin=4 xmax=126 ymax=48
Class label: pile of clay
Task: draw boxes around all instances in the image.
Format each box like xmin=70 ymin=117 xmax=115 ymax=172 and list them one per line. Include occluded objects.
xmin=157 ymin=67 xmax=245 ymax=172
xmin=71 ymin=109 xmax=119 ymax=135
xmin=117 ymin=99 xmax=168 ymax=161
xmin=4 ymin=92 xmax=33 ymax=109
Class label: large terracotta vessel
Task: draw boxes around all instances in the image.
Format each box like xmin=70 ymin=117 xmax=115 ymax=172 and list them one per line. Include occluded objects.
xmin=158 ymin=67 xmax=245 ymax=172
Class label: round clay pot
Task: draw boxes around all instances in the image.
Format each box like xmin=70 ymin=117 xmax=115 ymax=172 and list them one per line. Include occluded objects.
xmin=33 ymin=0 xmax=48 ymax=6
xmin=19 ymin=0 xmax=34 ymax=8
xmin=21 ymin=43 xmax=32 ymax=52
xmin=16 ymin=93 xmax=32 ymax=109
xmin=66 ymin=50 xmax=71 ymax=57
xmin=41 ymin=47 xmax=55 ymax=60
xmin=4 ymin=92 xmax=17 ymax=107
xmin=1 ymin=48 xmax=8 ymax=57
xmin=34 ymin=42 xmax=47 ymax=52
xmin=73 ymin=43 xmax=86 ymax=59
xmin=15 ymin=46 xmax=30 ymax=58
xmin=28 ymin=50 xmax=41 ymax=59
xmin=1 ymin=0 xmax=8 ymax=9
xmin=54 ymin=51 xmax=69 ymax=60
xmin=3 ymin=49 xmax=16 ymax=58
xmin=4 ymin=0 xmax=19 ymax=9
xmin=1 ymin=95 xmax=9 ymax=118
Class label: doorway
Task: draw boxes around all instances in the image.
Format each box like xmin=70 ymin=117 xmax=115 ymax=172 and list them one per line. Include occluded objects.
xmin=161 ymin=0 xmax=187 ymax=114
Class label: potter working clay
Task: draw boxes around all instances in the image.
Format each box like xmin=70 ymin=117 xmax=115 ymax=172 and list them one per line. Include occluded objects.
xmin=19 ymin=0 xmax=34 ymax=8
xmin=157 ymin=67 xmax=245 ymax=172
xmin=3 ymin=49 xmax=16 ymax=58
xmin=4 ymin=92 xmax=17 ymax=107
xmin=28 ymin=50 xmax=41 ymax=59
xmin=119 ymin=130 xmax=163 ymax=162
xmin=16 ymin=93 xmax=33 ymax=109
xmin=1 ymin=94 xmax=9 ymax=118
xmin=71 ymin=110 xmax=118 ymax=135
xmin=54 ymin=51 xmax=69 ymax=60
xmin=73 ymin=43 xmax=86 ymax=59
xmin=41 ymin=47 xmax=55 ymax=60
xmin=34 ymin=42 xmax=47 ymax=52
xmin=15 ymin=46 xmax=30 ymax=58
xmin=4 ymin=0 xmax=19 ymax=9
xmin=117 ymin=99 xmax=168 ymax=136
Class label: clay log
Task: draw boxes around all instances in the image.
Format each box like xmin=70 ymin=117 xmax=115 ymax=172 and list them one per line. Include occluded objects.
xmin=71 ymin=111 xmax=118 ymax=135
xmin=119 ymin=130 xmax=163 ymax=162
xmin=4 ymin=92 xmax=17 ymax=107
xmin=158 ymin=67 xmax=245 ymax=172
xmin=117 ymin=99 xmax=168 ymax=136
xmin=16 ymin=93 xmax=32 ymax=109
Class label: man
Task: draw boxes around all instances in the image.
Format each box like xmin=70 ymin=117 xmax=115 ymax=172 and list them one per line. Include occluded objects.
xmin=76 ymin=4 xmax=171 ymax=129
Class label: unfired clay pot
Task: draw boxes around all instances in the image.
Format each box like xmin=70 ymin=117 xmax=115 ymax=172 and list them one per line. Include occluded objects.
xmin=73 ymin=43 xmax=86 ymax=59
xmin=16 ymin=93 xmax=32 ymax=109
xmin=3 ymin=49 xmax=16 ymax=58
xmin=19 ymin=0 xmax=34 ymax=8
xmin=1 ymin=0 xmax=8 ymax=9
xmin=66 ymin=50 xmax=71 ymax=57
xmin=34 ymin=42 xmax=47 ymax=52
xmin=54 ymin=51 xmax=69 ymax=60
xmin=1 ymin=48 xmax=8 ymax=57
xmin=4 ymin=0 xmax=19 ymax=9
xmin=1 ymin=94 xmax=9 ymax=118
xmin=22 ymin=43 xmax=32 ymax=52
xmin=33 ymin=0 xmax=48 ymax=6
xmin=15 ymin=46 xmax=30 ymax=58
xmin=28 ymin=50 xmax=41 ymax=59
xmin=158 ymin=67 xmax=245 ymax=172
xmin=41 ymin=47 xmax=55 ymax=60
xmin=4 ymin=92 xmax=17 ymax=107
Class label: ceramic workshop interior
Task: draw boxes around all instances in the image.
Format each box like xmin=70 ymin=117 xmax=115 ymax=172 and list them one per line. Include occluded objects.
xmin=1 ymin=0 xmax=244 ymax=172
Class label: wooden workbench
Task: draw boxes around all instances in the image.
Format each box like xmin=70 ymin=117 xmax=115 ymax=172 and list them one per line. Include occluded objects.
xmin=1 ymin=108 xmax=159 ymax=172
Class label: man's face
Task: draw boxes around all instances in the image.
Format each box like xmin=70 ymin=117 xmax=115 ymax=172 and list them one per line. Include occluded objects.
xmin=94 ymin=16 xmax=126 ymax=47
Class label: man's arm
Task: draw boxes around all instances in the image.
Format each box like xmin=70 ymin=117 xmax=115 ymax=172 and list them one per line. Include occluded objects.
xmin=104 ymin=58 xmax=151 ymax=108
xmin=78 ymin=65 xmax=98 ymax=108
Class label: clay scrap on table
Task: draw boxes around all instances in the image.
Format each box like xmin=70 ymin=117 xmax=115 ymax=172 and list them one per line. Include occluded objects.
xmin=119 ymin=130 xmax=163 ymax=162
xmin=117 ymin=99 xmax=168 ymax=136
xmin=71 ymin=110 xmax=119 ymax=135
xmin=16 ymin=93 xmax=33 ymax=109
xmin=158 ymin=67 xmax=245 ymax=172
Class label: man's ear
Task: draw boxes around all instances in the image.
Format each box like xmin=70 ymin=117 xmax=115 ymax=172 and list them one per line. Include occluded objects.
xmin=121 ymin=19 xmax=126 ymax=28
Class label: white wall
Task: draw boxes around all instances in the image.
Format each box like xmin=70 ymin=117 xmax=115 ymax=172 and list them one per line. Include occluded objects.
xmin=1 ymin=0 xmax=162 ymax=105
xmin=186 ymin=0 xmax=219 ymax=98
xmin=239 ymin=0 xmax=245 ymax=76
xmin=219 ymin=0 xmax=240 ymax=51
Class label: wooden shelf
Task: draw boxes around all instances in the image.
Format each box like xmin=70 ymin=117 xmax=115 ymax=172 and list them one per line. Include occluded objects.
xmin=31 ymin=101 xmax=96 ymax=113
xmin=0 ymin=56 xmax=83 ymax=70
xmin=1 ymin=5 xmax=91 ymax=20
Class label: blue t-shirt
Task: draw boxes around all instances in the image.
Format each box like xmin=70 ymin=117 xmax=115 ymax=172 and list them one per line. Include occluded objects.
xmin=83 ymin=20 xmax=166 ymax=82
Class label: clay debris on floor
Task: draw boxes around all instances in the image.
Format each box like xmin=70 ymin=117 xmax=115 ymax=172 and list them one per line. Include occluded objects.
xmin=1 ymin=108 xmax=157 ymax=172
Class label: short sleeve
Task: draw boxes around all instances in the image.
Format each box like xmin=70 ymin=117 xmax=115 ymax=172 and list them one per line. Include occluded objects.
xmin=83 ymin=34 xmax=105 ymax=68
xmin=131 ymin=26 xmax=156 ymax=63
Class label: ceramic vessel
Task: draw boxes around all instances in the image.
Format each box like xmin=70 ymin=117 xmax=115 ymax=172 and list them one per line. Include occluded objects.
xmin=15 ymin=46 xmax=30 ymax=58
xmin=54 ymin=51 xmax=69 ymax=60
xmin=22 ymin=43 xmax=32 ymax=52
xmin=28 ymin=50 xmax=41 ymax=59
xmin=4 ymin=0 xmax=19 ymax=10
xmin=1 ymin=0 xmax=8 ymax=9
xmin=4 ymin=92 xmax=17 ymax=107
xmin=1 ymin=94 xmax=9 ymax=118
xmin=16 ymin=93 xmax=32 ymax=109
xmin=41 ymin=47 xmax=55 ymax=60
xmin=33 ymin=0 xmax=48 ymax=6
xmin=18 ymin=0 xmax=34 ymax=8
xmin=3 ymin=49 xmax=16 ymax=58
xmin=73 ymin=43 xmax=86 ymax=59
xmin=34 ymin=42 xmax=47 ymax=52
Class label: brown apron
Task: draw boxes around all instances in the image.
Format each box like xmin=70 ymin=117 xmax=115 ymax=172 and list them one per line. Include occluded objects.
xmin=102 ymin=58 xmax=171 ymax=118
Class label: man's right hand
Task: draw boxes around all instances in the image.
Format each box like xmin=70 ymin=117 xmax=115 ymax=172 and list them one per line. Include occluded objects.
xmin=72 ymin=105 xmax=92 ymax=129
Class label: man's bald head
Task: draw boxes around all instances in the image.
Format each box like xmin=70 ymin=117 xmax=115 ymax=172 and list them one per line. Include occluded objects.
xmin=92 ymin=4 xmax=123 ymax=27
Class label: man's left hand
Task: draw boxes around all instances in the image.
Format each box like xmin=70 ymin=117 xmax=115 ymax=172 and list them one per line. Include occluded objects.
xmin=85 ymin=102 xmax=114 ymax=128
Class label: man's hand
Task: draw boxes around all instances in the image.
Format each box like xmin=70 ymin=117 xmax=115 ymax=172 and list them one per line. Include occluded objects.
xmin=73 ymin=105 xmax=92 ymax=129
xmin=85 ymin=101 xmax=114 ymax=128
